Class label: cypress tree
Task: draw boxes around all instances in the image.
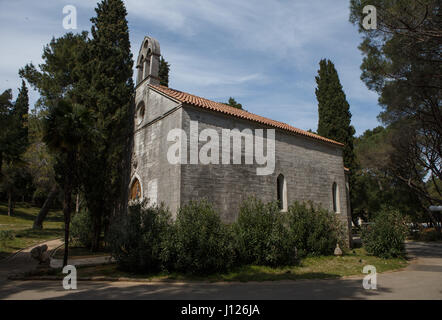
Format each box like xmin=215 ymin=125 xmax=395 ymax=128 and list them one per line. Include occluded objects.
xmin=79 ymin=0 xmax=134 ymax=251
xmin=159 ymin=56 xmax=170 ymax=87
xmin=0 ymin=89 xmax=13 ymax=177
xmin=0 ymin=81 xmax=29 ymax=216
xmin=13 ymin=80 xmax=29 ymax=156
xmin=315 ymin=59 xmax=356 ymax=171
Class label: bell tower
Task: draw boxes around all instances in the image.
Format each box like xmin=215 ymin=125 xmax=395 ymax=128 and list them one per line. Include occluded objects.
xmin=136 ymin=36 xmax=161 ymax=86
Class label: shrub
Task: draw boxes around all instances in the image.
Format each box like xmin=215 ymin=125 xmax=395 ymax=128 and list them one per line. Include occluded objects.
xmin=0 ymin=230 xmax=14 ymax=241
xmin=172 ymin=200 xmax=234 ymax=274
xmin=233 ymin=198 xmax=297 ymax=266
xmin=361 ymin=208 xmax=408 ymax=258
xmin=107 ymin=201 xmax=173 ymax=273
xmin=70 ymin=209 xmax=94 ymax=248
xmin=412 ymin=227 xmax=442 ymax=242
xmin=287 ymin=201 xmax=344 ymax=257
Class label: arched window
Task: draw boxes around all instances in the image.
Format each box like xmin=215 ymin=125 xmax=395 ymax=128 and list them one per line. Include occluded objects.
xmin=332 ymin=182 xmax=340 ymax=213
xmin=130 ymin=178 xmax=142 ymax=201
xmin=277 ymin=174 xmax=287 ymax=212
xmin=135 ymin=101 xmax=145 ymax=126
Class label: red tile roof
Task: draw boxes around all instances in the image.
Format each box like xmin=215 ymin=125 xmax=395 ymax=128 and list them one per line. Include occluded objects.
xmin=149 ymin=84 xmax=344 ymax=147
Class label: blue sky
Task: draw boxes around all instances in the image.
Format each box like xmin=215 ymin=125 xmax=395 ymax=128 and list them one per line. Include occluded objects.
xmin=0 ymin=0 xmax=382 ymax=136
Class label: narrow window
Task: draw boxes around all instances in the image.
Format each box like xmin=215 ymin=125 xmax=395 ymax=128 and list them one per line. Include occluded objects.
xmin=277 ymin=174 xmax=287 ymax=211
xmin=137 ymin=55 xmax=144 ymax=84
xmin=130 ymin=178 xmax=142 ymax=201
xmin=332 ymin=182 xmax=340 ymax=213
xmin=136 ymin=101 xmax=145 ymax=126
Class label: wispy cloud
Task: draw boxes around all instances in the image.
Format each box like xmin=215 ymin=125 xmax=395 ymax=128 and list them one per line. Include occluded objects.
xmin=0 ymin=0 xmax=381 ymax=135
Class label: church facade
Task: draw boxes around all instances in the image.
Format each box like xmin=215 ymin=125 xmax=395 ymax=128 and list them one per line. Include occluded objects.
xmin=130 ymin=36 xmax=352 ymax=240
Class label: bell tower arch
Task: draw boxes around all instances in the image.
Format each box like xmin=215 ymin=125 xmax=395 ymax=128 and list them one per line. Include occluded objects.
xmin=136 ymin=36 xmax=161 ymax=86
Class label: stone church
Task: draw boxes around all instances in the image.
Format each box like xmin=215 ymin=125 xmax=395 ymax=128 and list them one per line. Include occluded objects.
xmin=130 ymin=36 xmax=351 ymax=237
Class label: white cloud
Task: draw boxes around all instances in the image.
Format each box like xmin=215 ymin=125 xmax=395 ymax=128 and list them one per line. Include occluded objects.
xmin=0 ymin=0 xmax=381 ymax=135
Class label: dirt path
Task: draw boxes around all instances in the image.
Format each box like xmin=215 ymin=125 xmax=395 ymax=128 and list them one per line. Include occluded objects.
xmin=0 ymin=239 xmax=63 ymax=282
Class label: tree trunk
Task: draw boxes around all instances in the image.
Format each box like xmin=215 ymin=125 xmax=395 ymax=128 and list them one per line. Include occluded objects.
xmin=91 ymin=213 xmax=102 ymax=252
xmin=433 ymin=213 xmax=442 ymax=235
xmin=62 ymin=151 xmax=75 ymax=268
xmin=33 ymin=185 xmax=59 ymax=229
xmin=7 ymin=190 xmax=13 ymax=216
xmin=75 ymin=193 xmax=80 ymax=214
xmin=62 ymin=184 xmax=73 ymax=267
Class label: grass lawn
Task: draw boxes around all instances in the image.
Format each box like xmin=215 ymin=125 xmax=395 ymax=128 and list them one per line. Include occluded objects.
xmin=45 ymin=248 xmax=407 ymax=282
xmin=0 ymin=202 xmax=64 ymax=260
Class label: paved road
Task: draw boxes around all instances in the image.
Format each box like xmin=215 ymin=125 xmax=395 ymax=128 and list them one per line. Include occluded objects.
xmin=0 ymin=242 xmax=441 ymax=300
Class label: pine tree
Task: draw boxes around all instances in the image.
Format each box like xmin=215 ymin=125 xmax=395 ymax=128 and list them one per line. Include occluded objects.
xmin=159 ymin=56 xmax=170 ymax=87
xmin=0 ymin=89 xmax=13 ymax=178
xmin=79 ymin=0 xmax=134 ymax=251
xmin=315 ymin=59 xmax=356 ymax=171
xmin=20 ymin=32 xmax=88 ymax=239
xmin=226 ymin=97 xmax=243 ymax=110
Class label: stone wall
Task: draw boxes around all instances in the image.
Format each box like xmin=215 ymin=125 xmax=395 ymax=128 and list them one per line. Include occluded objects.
xmin=180 ymin=105 xmax=351 ymax=233
xmin=132 ymin=87 xmax=182 ymax=216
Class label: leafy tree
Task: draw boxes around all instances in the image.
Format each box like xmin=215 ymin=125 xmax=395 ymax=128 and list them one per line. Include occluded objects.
xmin=43 ymin=101 xmax=92 ymax=266
xmin=20 ymin=32 xmax=89 ymax=109
xmin=159 ymin=56 xmax=170 ymax=87
xmin=77 ymin=0 xmax=134 ymax=251
xmin=20 ymin=32 xmax=88 ymax=231
xmin=350 ymin=0 xmax=441 ymax=231
xmin=352 ymin=126 xmax=424 ymax=222
xmin=20 ymin=32 xmax=91 ymax=263
xmin=24 ymin=111 xmax=57 ymax=207
xmin=27 ymin=112 xmax=59 ymax=229
xmin=225 ymin=97 xmax=243 ymax=110
xmin=23 ymin=110 xmax=60 ymax=229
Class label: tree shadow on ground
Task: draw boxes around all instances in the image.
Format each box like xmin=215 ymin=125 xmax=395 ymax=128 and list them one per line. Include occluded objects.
xmin=0 ymin=275 xmax=392 ymax=300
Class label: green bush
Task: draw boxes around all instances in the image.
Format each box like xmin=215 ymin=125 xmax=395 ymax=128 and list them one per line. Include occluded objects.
xmin=362 ymin=208 xmax=408 ymax=258
xmin=172 ymin=200 xmax=234 ymax=274
xmin=287 ymin=201 xmax=344 ymax=257
xmin=412 ymin=227 xmax=442 ymax=242
xmin=107 ymin=201 xmax=173 ymax=273
xmin=0 ymin=230 xmax=14 ymax=241
xmin=70 ymin=209 xmax=94 ymax=248
xmin=233 ymin=198 xmax=297 ymax=267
